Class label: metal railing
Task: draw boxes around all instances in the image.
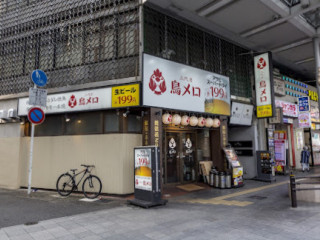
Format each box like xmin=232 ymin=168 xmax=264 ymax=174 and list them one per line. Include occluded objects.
xmin=289 ymin=174 xmax=320 ymax=208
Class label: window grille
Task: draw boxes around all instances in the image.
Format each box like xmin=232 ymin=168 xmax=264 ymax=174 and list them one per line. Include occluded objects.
xmin=0 ymin=0 xmax=140 ymax=95
xmin=143 ymin=6 xmax=252 ymax=99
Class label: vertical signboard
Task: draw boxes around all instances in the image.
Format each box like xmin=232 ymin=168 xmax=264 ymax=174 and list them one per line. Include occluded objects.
xmin=254 ymin=53 xmax=275 ymax=118
xmin=129 ymin=146 xmax=167 ymax=208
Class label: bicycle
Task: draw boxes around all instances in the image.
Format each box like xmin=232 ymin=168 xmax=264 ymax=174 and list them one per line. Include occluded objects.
xmin=56 ymin=164 xmax=102 ymax=199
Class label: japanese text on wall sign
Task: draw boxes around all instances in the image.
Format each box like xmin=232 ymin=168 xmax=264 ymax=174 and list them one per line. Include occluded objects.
xmin=111 ymin=84 xmax=140 ymax=108
xmin=154 ymin=120 xmax=159 ymax=147
xmin=275 ymin=100 xmax=298 ymax=117
xmin=143 ymin=120 xmax=149 ymax=146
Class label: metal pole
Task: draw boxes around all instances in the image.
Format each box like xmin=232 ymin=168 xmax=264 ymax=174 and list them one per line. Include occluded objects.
xmin=313 ymin=38 xmax=320 ymax=111
xmin=290 ymin=174 xmax=297 ymax=208
xmin=27 ymin=123 xmax=35 ymax=195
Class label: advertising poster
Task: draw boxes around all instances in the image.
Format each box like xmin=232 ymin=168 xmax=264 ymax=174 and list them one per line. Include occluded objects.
xmin=298 ymin=112 xmax=311 ymax=128
xmin=232 ymin=167 xmax=243 ymax=186
xmin=143 ymin=53 xmax=230 ymax=116
xmin=275 ymin=100 xmax=298 ymax=118
xmin=298 ymin=96 xmax=310 ymax=112
xmin=134 ymin=148 xmax=152 ymax=191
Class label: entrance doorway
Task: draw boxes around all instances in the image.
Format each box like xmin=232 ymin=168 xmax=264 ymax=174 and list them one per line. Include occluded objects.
xmin=164 ymin=131 xmax=197 ymax=184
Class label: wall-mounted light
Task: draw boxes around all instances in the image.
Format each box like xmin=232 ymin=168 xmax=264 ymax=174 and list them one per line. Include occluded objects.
xmin=123 ymin=109 xmax=130 ymax=117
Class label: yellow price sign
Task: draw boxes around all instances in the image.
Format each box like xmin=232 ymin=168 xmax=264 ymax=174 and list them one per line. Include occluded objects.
xmin=257 ymin=105 xmax=273 ymax=118
xmin=112 ymin=84 xmax=140 ymax=108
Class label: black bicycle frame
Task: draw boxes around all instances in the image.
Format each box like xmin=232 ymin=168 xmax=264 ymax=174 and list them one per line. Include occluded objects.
xmin=70 ymin=168 xmax=91 ymax=189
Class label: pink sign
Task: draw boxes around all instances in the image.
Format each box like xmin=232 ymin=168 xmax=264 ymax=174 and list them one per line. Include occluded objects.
xmin=275 ymin=100 xmax=298 ymax=117
xmin=298 ymin=112 xmax=311 ymax=128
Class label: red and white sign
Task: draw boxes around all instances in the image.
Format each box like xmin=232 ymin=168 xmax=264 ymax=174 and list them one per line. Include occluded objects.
xmin=143 ymin=54 xmax=231 ymax=116
xmin=18 ymin=88 xmax=112 ymax=116
xmin=254 ymin=53 xmax=274 ymax=118
xmin=275 ymin=100 xmax=298 ymax=118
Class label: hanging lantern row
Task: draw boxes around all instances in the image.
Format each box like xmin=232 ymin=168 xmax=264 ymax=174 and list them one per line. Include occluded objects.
xmin=162 ymin=113 xmax=220 ymax=128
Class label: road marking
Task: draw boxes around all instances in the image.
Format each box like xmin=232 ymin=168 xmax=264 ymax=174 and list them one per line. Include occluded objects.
xmin=181 ymin=180 xmax=289 ymax=207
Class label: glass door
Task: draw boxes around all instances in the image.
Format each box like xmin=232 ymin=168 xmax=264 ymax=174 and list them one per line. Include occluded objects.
xmin=181 ymin=132 xmax=196 ymax=182
xmin=164 ymin=131 xmax=197 ymax=184
xmin=165 ymin=132 xmax=180 ymax=183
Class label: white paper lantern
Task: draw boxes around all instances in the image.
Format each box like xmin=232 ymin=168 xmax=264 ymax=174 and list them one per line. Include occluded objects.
xmin=181 ymin=115 xmax=190 ymax=126
xmin=212 ymin=118 xmax=221 ymax=128
xmin=172 ymin=114 xmax=182 ymax=125
xmin=198 ymin=117 xmax=206 ymax=127
xmin=162 ymin=113 xmax=172 ymax=124
xmin=190 ymin=116 xmax=198 ymax=126
xmin=205 ymin=118 xmax=214 ymax=128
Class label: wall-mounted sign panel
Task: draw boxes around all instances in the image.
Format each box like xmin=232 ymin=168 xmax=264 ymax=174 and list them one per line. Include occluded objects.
xmin=111 ymin=84 xmax=140 ymax=108
xmin=254 ymin=53 xmax=275 ymax=118
xmin=274 ymin=78 xmax=285 ymax=96
xmin=298 ymin=96 xmax=310 ymax=112
xmin=229 ymin=102 xmax=253 ymax=126
xmin=298 ymin=112 xmax=311 ymax=128
xmin=19 ymin=88 xmax=112 ymax=116
xmin=143 ymin=54 xmax=230 ymax=116
xmin=275 ymin=100 xmax=298 ymax=118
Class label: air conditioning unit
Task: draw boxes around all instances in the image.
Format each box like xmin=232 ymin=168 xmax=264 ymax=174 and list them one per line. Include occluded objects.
xmin=7 ymin=108 xmax=19 ymax=119
xmin=0 ymin=110 xmax=7 ymax=119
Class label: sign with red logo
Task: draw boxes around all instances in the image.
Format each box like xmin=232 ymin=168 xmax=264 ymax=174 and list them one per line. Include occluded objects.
xmin=254 ymin=52 xmax=275 ymax=118
xmin=275 ymin=100 xmax=298 ymax=118
xmin=18 ymin=88 xmax=112 ymax=116
xmin=143 ymin=54 xmax=230 ymax=116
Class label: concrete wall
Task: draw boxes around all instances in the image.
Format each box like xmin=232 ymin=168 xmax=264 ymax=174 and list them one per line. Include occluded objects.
xmin=0 ymin=123 xmax=23 ymax=189
xmin=228 ymin=124 xmax=257 ymax=179
xmin=19 ymin=134 xmax=142 ymax=194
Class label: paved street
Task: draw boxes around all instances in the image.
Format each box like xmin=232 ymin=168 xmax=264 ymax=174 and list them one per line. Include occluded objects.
xmin=1 ymin=169 xmax=320 ymax=240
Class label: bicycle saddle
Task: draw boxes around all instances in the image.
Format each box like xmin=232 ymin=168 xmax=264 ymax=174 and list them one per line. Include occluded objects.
xmin=70 ymin=169 xmax=77 ymax=172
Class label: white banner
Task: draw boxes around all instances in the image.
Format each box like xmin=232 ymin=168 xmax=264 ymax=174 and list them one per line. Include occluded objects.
xmin=254 ymin=53 xmax=273 ymax=118
xmin=18 ymin=88 xmax=112 ymax=116
xmin=143 ymin=54 xmax=230 ymax=116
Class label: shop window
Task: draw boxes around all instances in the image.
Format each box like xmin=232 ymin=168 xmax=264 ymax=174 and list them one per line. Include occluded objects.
xmin=104 ymin=111 xmax=119 ymax=133
xmin=34 ymin=115 xmax=64 ymax=136
xmin=65 ymin=112 xmax=102 ymax=135
xmin=127 ymin=114 xmax=142 ymax=133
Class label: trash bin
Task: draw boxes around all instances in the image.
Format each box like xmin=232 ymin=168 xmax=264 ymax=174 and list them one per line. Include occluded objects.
xmin=210 ymin=170 xmax=214 ymax=187
xmin=226 ymin=172 xmax=232 ymax=189
xmin=219 ymin=172 xmax=226 ymax=189
xmin=214 ymin=171 xmax=220 ymax=188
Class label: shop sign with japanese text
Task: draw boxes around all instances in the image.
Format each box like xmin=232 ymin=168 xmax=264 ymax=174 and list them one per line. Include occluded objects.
xmin=273 ymin=78 xmax=285 ymax=96
xmin=311 ymin=106 xmax=320 ymax=123
xmin=18 ymin=88 xmax=112 ymax=116
xmin=143 ymin=54 xmax=230 ymax=116
xmin=134 ymin=148 xmax=152 ymax=191
xmin=298 ymin=112 xmax=311 ymax=128
xmin=254 ymin=53 xmax=274 ymax=118
xmin=111 ymin=84 xmax=140 ymax=108
xmin=298 ymin=96 xmax=310 ymax=112
xmin=275 ymin=100 xmax=298 ymax=118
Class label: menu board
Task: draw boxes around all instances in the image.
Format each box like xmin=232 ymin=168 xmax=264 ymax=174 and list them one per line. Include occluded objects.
xmin=224 ymin=148 xmax=241 ymax=167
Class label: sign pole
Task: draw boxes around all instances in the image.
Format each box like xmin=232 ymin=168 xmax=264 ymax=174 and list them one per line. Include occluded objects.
xmin=27 ymin=123 xmax=35 ymax=195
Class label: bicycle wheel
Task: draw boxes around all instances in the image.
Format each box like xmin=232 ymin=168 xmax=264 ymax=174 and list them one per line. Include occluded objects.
xmin=82 ymin=175 xmax=102 ymax=199
xmin=56 ymin=173 xmax=74 ymax=197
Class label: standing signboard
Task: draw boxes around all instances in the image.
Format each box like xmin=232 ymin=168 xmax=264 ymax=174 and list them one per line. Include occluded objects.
xmin=129 ymin=146 xmax=167 ymax=208
xmin=254 ymin=52 xmax=275 ymax=118
xmin=223 ymin=147 xmax=244 ymax=187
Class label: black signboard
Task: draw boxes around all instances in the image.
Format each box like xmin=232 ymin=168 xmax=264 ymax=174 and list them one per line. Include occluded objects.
xmin=128 ymin=146 xmax=167 ymax=208
xmin=229 ymin=141 xmax=253 ymax=148
xmin=235 ymin=149 xmax=253 ymax=156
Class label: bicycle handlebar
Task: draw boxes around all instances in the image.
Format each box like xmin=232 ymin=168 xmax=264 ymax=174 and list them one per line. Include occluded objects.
xmin=81 ymin=164 xmax=95 ymax=168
